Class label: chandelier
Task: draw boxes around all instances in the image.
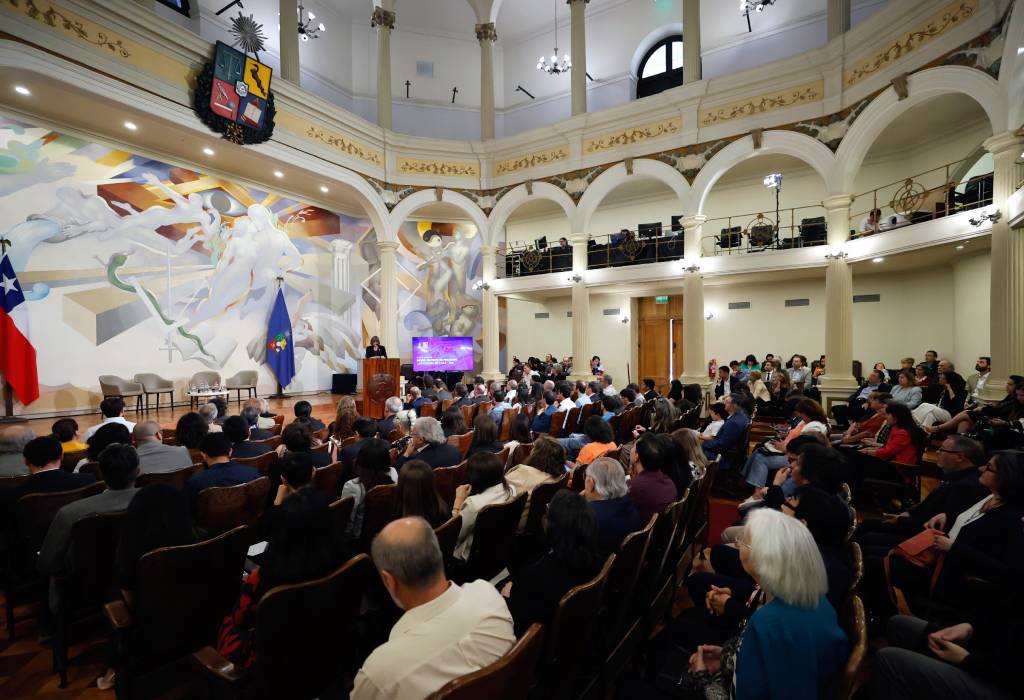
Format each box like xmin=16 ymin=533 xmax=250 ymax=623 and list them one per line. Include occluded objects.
xmin=537 ymin=0 xmax=570 ymax=75
xmin=297 ymin=3 xmax=325 ymax=41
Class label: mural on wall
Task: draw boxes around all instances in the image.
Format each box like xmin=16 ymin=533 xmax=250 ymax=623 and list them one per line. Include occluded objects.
xmin=0 ymin=118 xmax=376 ymax=412
xmin=394 ymin=221 xmax=482 ymax=366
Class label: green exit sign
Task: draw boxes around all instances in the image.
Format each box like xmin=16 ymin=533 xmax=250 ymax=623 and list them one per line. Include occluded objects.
xmin=655 ymin=295 xmax=669 ymax=304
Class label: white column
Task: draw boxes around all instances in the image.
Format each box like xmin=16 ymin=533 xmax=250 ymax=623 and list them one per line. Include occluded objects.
xmin=476 ymin=23 xmax=497 ymax=141
xmin=278 ymin=0 xmax=300 ymax=83
xmin=568 ymin=0 xmax=588 ymax=117
xmin=827 ymin=0 xmax=851 ymax=41
xmin=330 ymin=238 xmax=354 ymax=328
xmin=481 ymin=245 xmax=501 ymax=380
xmin=378 ymin=240 xmax=399 ymax=356
xmin=569 ymin=232 xmax=591 ymax=380
xmin=819 ymin=195 xmax=858 ymax=399
xmin=682 ymin=0 xmax=701 ymax=84
xmin=680 ymin=216 xmax=707 ymax=386
xmin=372 ymin=7 xmax=395 ymax=130
xmin=980 ymin=130 xmax=1024 ymax=399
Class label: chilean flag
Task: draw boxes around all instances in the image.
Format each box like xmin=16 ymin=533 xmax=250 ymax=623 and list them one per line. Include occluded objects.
xmin=0 ymin=251 xmax=39 ymax=405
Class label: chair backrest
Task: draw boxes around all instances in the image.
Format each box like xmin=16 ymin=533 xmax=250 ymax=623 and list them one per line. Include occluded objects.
xmin=386 ymin=428 xmax=403 ymax=442
xmin=77 ymin=461 xmax=101 ymax=478
xmin=189 ymin=371 xmax=222 ymax=387
xmin=448 ymin=431 xmax=475 ymax=459
xmin=434 ymin=462 xmax=468 ymax=508
xmin=0 ymin=474 xmax=29 ymax=490
xmin=460 ymin=404 xmax=476 ymax=426
xmin=535 ymin=555 xmax=615 ymax=698
xmin=441 ymin=399 xmax=454 ymax=412
xmin=603 ymin=515 xmax=655 ymax=641
xmin=360 ymin=483 xmax=397 ymax=549
xmin=129 ymin=526 xmax=250 ymax=668
xmin=834 ymin=595 xmax=867 ymax=700
xmin=255 ymin=555 xmax=373 ymax=699
xmin=496 ymin=446 xmax=511 ymax=468
xmin=846 ymin=541 xmax=864 ymax=599
xmin=497 ymin=411 xmax=513 ymax=442
xmin=254 ymin=435 xmax=283 ymax=450
xmin=426 ymin=623 xmax=545 ymax=700
xmin=15 ymin=481 xmax=106 ymax=551
xmin=509 ymin=443 xmax=533 ymax=468
xmin=61 ymin=511 xmax=127 ymax=611
xmin=562 ymin=406 xmax=581 ymax=434
xmin=312 ymin=461 xmax=346 ymax=498
xmin=136 ymin=463 xmax=204 ymax=489
xmin=434 ymin=514 xmax=463 ymax=574
xmin=548 ymin=410 xmax=569 ymax=438
xmin=235 ymin=451 xmax=278 ymax=475
xmin=60 ymin=449 xmax=88 ymax=472
xmin=161 ymin=428 xmax=178 ymax=445
xmin=466 ymin=491 xmax=528 ymax=581
xmin=194 ymin=477 xmax=270 ymax=535
xmin=645 ymin=495 xmax=686 ymax=591
xmin=311 ymin=433 xmax=330 ymax=447
xmin=419 ymin=402 xmax=437 ymax=418
xmin=522 ymin=474 xmax=568 ymax=537
xmin=329 ymin=496 xmax=355 ymax=546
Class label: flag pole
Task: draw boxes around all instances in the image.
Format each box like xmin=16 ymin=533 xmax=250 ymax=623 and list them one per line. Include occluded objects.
xmin=0 ymin=237 xmax=28 ymax=424
xmin=267 ymin=276 xmax=286 ymax=399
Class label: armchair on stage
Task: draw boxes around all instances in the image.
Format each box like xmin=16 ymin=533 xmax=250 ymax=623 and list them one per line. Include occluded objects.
xmin=362 ymin=358 xmax=399 ymax=419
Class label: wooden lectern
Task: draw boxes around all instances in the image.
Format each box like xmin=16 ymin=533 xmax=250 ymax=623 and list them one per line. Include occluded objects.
xmin=362 ymin=358 xmax=400 ymax=418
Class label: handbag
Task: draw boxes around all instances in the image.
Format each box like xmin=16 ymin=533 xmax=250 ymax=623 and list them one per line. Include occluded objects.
xmin=883 ymin=529 xmax=946 ymax=607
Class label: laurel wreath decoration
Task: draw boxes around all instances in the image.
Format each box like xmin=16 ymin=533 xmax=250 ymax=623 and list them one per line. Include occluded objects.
xmin=192 ymin=60 xmax=276 ymax=145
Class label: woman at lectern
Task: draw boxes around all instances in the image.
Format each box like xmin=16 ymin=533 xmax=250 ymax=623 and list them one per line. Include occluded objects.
xmin=365 ymin=335 xmax=387 ymax=358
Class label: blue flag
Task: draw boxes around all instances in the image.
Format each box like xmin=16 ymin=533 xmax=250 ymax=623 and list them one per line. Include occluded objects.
xmin=265 ymin=288 xmax=296 ymax=388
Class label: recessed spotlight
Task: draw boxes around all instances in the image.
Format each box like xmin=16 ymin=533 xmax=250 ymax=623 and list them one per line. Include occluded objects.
xmin=14 ymin=85 xmax=30 ymax=96
xmin=274 ymin=170 xmax=284 ymax=178
xmin=123 ymin=121 xmax=137 ymax=131
xmin=202 ymin=147 xmax=215 ymax=156
xmin=872 ymin=257 xmax=884 ymax=263
xmin=955 ymin=245 xmax=965 ymax=251
xmin=320 ymin=185 xmax=329 ymax=193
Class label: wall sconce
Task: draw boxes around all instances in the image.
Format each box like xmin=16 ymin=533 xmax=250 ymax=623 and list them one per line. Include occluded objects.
xmin=824 ymin=250 xmax=848 ymax=260
xmin=968 ymin=209 xmax=1001 ymax=226
xmin=620 ymin=316 xmax=630 ymax=324
xmin=471 ymin=280 xmax=490 ymax=291
xmin=569 ymin=273 xmax=583 ymax=283
xmin=704 ymin=309 xmax=715 ymax=320
xmin=683 ymin=263 xmax=701 ymax=274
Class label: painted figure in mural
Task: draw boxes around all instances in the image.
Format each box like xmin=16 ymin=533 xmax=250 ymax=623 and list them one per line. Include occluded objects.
xmin=446 ymin=228 xmax=473 ymax=305
xmin=417 ymin=229 xmax=455 ymax=332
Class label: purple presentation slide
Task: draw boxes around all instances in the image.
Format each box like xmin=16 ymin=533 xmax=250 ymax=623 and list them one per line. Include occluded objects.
xmin=412 ymin=336 xmax=475 ymax=372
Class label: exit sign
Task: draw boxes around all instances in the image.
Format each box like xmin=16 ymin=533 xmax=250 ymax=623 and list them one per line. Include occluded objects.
xmin=655 ymin=295 xmax=669 ymax=304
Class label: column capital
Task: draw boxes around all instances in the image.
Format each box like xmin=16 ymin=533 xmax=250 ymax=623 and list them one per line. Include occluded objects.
xmin=475 ymin=22 xmax=497 ymax=43
xmin=680 ymin=214 xmax=707 ymax=229
xmin=983 ymin=129 xmax=1024 ymax=156
xmin=480 ymin=244 xmax=498 ymax=256
xmin=371 ymin=7 xmax=395 ymax=30
xmin=566 ymin=0 xmax=590 ymax=4
xmin=377 ymin=240 xmax=400 ymax=252
xmin=330 ymin=238 xmax=353 ymax=255
xmin=568 ymin=232 xmax=590 ymax=246
xmin=823 ymin=194 xmax=854 ymax=211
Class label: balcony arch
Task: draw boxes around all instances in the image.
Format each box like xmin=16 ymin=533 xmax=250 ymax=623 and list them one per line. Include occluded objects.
xmin=575 ymin=158 xmax=692 ymax=234
xmin=387 ymin=188 xmax=490 ymax=243
xmin=488 ymin=182 xmax=576 ymax=247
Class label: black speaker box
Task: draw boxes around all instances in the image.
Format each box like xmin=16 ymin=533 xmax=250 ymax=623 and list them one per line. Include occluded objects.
xmin=331 ymin=373 xmax=357 ymax=394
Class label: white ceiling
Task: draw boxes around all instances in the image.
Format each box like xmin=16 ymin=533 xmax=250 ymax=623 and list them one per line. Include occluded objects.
xmin=864 ymin=93 xmax=989 ymax=157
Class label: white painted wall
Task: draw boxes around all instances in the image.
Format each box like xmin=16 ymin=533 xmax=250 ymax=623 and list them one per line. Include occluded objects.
xmin=952 ymin=252 xmax=991 ymax=373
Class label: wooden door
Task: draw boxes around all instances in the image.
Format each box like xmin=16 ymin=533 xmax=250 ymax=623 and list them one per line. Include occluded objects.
xmin=638 ymin=296 xmax=683 ymax=395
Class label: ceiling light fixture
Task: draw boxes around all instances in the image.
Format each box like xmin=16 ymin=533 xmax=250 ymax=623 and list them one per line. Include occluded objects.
xmin=123 ymin=121 xmax=137 ymax=131
xmin=13 ymin=85 xmax=30 ymax=95
xmin=297 ymin=3 xmax=325 ymax=41
xmin=320 ymin=185 xmax=329 ymax=193
xmin=537 ymin=0 xmax=571 ymax=75
xmin=872 ymin=257 xmax=885 ymax=263
xmin=203 ymin=147 xmax=215 ymax=156
xmin=273 ymin=170 xmax=284 ymax=178
xmin=472 ymin=280 xmax=491 ymax=291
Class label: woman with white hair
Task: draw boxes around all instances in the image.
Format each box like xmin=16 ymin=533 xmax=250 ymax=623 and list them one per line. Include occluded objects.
xmin=685 ymin=508 xmax=849 ymax=699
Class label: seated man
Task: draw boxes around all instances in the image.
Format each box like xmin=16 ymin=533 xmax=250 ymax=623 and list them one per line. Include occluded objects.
xmin=433 ymin=379 xmax=453 ymax=403
xmin=352 ymin=517 xmax=515 ymax=699
xmin=37 ymin=443 xmax=140 ymax=607
xmin=583 ymin=457 xmax=642 ymax=556
xmin=832 ymin=369 xmax=890 ymax=427
xmin=393 ymin=417 xmax=462 ymax=470
xmin=198 ymin=402 xmax=222 ymax=433
xmin=488 ymin=390 xmax=513 ymax=430
xmin=242 ymin=406 xmax=273 ymax=441
xmin=292 ymin=400 xmax=325 ymax=431
xmin=279 ymin=421 xmax=334 ymax=468
xmin=530 ymin=391 xmax=559 ymax=434
xmin=451 ymin=384 xmax=473 ymax=409
xmin=51 ymin=418 xmax=87 ymax=453
xmin=701 ymin=394 xmax=751 ymax=469
xmin=0 ymin=436 xmax=96 ymax=530
xmin=377 ymin=397 xmax=403 ymax=438
xmin=222 ymin=415 xmax=273 ymax=459
xmin=132 ymin=420 xmax=193 ymax=473
xmin=340 ymin=417 xmax=384 ymax=471
xmin=629 ymin=432 xmax=684 ymax=523
xmin=404 ymin=386 xmax=431 ymax=411
xmin=555 ymin=381 xmax=575 ymax=412
xmin=0 ymin=424 xmax=34 ymax=477
xmin=183 ymin=432 xmax=260 ymax=508
xmin=82 ymin=397 xmax=136 ymax=442
xmin=600 ymin=374 xmax=617 ymax=397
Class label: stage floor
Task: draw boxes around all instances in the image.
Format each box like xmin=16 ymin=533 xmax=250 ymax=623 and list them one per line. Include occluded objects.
xmin=18 ymin=391 xmax=356 ymax=437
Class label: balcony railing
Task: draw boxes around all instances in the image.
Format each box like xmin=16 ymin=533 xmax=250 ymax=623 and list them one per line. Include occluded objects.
xmin=1015 ymin=160 xmax=1024 ymax=191
xmin=499 ymin=228 xmax=687 ymax=278
xmin=700 ymin=205 xmax=828 ymax=256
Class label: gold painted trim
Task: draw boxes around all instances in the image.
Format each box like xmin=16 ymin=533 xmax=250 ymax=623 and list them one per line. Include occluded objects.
xmin=275 ymin=111 xmax=384 ymax=167
xmin=493 ymin=145 xmax=569 ymax=176
xmin=698 ymin=81 xmax=823 ymax=127
xmin=396 ymin=157 xmax=480 ymax=178
xmin=583 ymin=117 xmax=682 ymax=154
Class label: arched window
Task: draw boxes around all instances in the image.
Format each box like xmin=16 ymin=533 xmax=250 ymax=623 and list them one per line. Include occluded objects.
xmin=637 ymin=36 xmax=683 ymax=99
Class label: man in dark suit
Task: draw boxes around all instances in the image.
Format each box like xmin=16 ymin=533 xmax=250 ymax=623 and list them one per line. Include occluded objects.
xmin=393 ymin=417 xmax=461 ymax=470
xmin=377 ymin=397 xmax=402 ymax=438
xmin=184 ymin=432 xmax=260 ymax=508
xmin=452 ymin=384 xmax=473 ymax=408
xmin=242 ymin=406 xmax=273 ymax=441
xmin=420 ymin=374 xmax=437 ymax=400
xmin=713 ymin=366 xmax=736 ymax=399
xmin=531 ymin=391 xmax=559 ymax=434
xmin=0 ymin=437 xmax=96 ymax=530
xmin=340 ymin=417 xmax=389 ymax=471
xmin=404 ymin=386 xmax=432 ymax=411
xmin=292 ymin=400 xmax=325 ymax=432
xmin=280 ymin=422 xmax=334 ymax=468
xmin=832 ymin=369 xmax=891 ymax=427
xmin=223 ymin=415 xmax=273 ymax=459
xmin=702 ymin=394 xmax=751 ymax=470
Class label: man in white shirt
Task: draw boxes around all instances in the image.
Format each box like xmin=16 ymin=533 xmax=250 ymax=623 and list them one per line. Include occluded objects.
xmin=966 ymin=356 xmax=991 ymax=399
xmin=352 ymin=518 xmax=515 ymax=700
xmin=555 ymin=381 xmax=575 ymax=412
xmin=82 ymin=397 xmax=136 ymax=441
xmin=601 ymin=374 xmax=617 ymax=397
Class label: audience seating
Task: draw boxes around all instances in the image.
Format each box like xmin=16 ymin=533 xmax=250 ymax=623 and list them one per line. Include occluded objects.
xmin=99 ymin=375 xmax=144 ymax=411
xmin=136 ymin=463 xmax=203 ymax=489
xmin=563 ymin=406 xmax=582 ymax=435
xmin=520 ymin=474 xmax=568 ymax=538
xmin=644 ymin=495 xmax=689 ymax=637
xmin=253 ymin=435 xmax=282 ymax=450
xmin=189 ymin=371 xmax=222 ymax=389
xmin=419 ymin=402 xmax=438 ymax=418
xmin=134 ymin=373 xmax=175 ymax=412
xmin=509 ymin=443 xmax=533 ymax=468
xmin=193 ymin=554 xmax=373 ymax=699
xmin=441 ymin=399 xmax=454 ymax=412
xmin=194 ymin=477 xmax=270 ymax=537
xmin=448 ymin=431 xmax=474 ymax=459
xmin=835 ymin=596 xmax=868 ymax=700
xmin=225 ymin=370 xmax=258 ymax=404
xmin=311 ymin=461 xmax=346 ymax=498
xmin=548 ymin=410 xmax=569 ymax=438
xmin=59 ymin=449 xmax=87 ymax=472
xmin=103 ymin=526 xmax=250 ymax=699
xmin=0 ymin=474 xmax=28 ymax=491
xmin=426 ymin=623 xmax=544 ymax=700
xmin=359 ymin=484 xmax=397 ymax=550
xmin=235 ymin=451 xmax=278 ymax=476
xmin=53 ymin=511 xmax=128 ymax=687
xmin=434 ymin=515 xmax=463 ymax=577
xmin=434 ymin=462 xmax=468 ymax=509
xmin=462 ymin=491 xmax=528 ymax=582
xmin=460 ymin=404 xmax=475 ymax=426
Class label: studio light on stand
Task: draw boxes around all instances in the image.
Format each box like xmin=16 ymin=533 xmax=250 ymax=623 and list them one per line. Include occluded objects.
xmin=763 ymin=172 xmax=782 ymax=247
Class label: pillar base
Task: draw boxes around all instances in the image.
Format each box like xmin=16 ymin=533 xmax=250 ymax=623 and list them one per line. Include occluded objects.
xmin=978 ymin=375 xmax=1009 ymax=402
xmin=481 ymin=371 xmax=504 ymax=382
xmin=570 ymin=373 xmax=595 ymax=383
xmin=679 ymin=374 xmax=711 ymax=388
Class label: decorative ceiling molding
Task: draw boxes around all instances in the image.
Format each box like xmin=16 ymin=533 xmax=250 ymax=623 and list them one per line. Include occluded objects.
xmin=583 ymin=117 xmax=682 ymax=155
xmin=843 ymin=0 xmax=978 ymax=87
xmin=493 ymin=145 xmax=569 ymax=176
xmin=396 ymin=157 xmax=480 ymax=178
xmin=276 ymin=114 xmax=384 ymax=167
xmin=698 ymin=81 xmax=824 ymax=128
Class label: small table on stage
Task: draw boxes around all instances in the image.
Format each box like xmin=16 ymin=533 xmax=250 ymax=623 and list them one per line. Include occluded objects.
xmin=188 ymin=389 xmax=229 ymax=410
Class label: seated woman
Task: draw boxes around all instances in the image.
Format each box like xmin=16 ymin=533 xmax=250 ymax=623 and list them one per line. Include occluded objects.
xmin=739 ymin=398 xmax=830 ymax=488
xmin=574 ymin=417 xmax=617 ymax=467
xmin=648 ymin=397 xmax=680 ymax=433
xmin=926 ymin=376 xmax=1023 ymax=436
xmin=217 ymin=488 xmax=339 ymax=669
xmin=327 ymin=395 xmax=358 ymax=444
xmin=389 ymin=409 xmax=417 ymax=454
xmin=465 ymin=414 xmax=503 ymax=458
xmin=771 ymin=369 xmax=792 ymax=406
xmin=506 ymin=435 xmax=565 ymax=507
xmin=747 ymin=370 xmax=772 ymax=410
xmin=834 ymin=392 xmax=889 ymax=447
xmin=672 ymin=427 xmax=710 ymax=481
xmin=174 ymin=412 xmax=209 ymax=450
xmin=866 ymin=450 xmax=1024 ymax=619
xmin=913 ymin=371 xmax=968 ymax=427
xmin=391 ymin=459 xmax=448 ymax=528
xmin=914 ymin=363 xmax=932 ymax=388
xmin=890 ymin=369 xmax=924 ymax=409
xmin=440 ymin=407 xmax=468 ymax=438
xmin=502 ymin=413 xmax=533 ymax=468
xmin=676 ymin=509 xmax=848 ymax=700
xmin=452 ymin=452 xmax=517 ymax=560
xmin=503 ymin=490 xmax=604 ymax=637
xmin=340 ymin=439 xmax=397 ymax=539
xmin=667 ymin=379 xmax=684 ymax=405
xmin=848 ymin=401 xmax=926 ymax=489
